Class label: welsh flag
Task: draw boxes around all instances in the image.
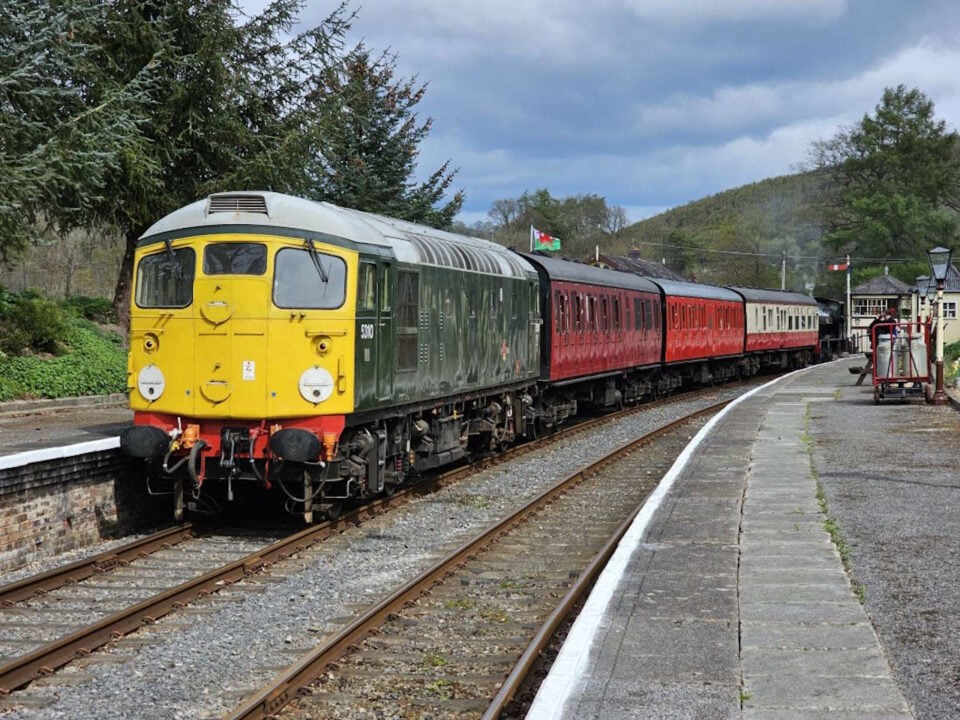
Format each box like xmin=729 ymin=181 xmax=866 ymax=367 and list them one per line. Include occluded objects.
xmin=531 ymin=225 xmax=561 ymax=251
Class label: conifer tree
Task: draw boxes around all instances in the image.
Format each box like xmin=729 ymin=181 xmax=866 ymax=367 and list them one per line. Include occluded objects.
xmin=311 ymin=46 xmax=463 ymax=228
xmin=0 ymin=0 xmax=155 ymax=262
xmin=811 ymin=85 xmax=960 ymax=258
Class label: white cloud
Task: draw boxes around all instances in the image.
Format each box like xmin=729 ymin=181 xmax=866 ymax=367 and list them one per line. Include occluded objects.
xmin=631 ymin=42 xmax=960 ymax=138
xmin=620 ymin=0 xmax=847 ymax=23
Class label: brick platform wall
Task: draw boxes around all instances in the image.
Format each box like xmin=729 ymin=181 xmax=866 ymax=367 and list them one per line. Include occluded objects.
xmin=0 ymin=451 xmax=164 ymax=573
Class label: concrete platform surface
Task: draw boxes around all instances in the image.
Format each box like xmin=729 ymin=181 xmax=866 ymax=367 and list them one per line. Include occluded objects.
xmin=0 ymin=399 xmax=130 ymax=465
xmin=527 ymin=358 xmax=960 ymax=719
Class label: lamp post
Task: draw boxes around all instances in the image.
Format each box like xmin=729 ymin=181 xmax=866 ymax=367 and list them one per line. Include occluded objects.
xmin=916 ymin=274 xmax=930 ymax=325
xmin=927 ymin=247 xmax=952 ymax=405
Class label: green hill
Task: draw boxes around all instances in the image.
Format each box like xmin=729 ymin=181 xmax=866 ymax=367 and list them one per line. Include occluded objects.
xmin=615 ymin=172 xmax=828 ymax=291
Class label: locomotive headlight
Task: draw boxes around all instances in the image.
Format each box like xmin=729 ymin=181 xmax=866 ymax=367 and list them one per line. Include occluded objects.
xmin=315 ymin=336 xmax=332 ymax=355
xmin=299 ymin=366 xmax=334 ymax=404
xmin=137 ymin=364 xmax=166 ymax=401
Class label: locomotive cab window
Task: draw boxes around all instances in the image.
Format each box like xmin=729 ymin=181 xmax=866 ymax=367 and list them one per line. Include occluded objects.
xmin=203 ymin=242 xmax=266 ymax=275
xmin=273 ymin=247 xmax=346 ymax=309
xmin=135 ymin=247 xmax=196 ymax=308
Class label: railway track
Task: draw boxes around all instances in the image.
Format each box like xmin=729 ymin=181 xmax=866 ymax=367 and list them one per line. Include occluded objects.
xmin=0 ymin=380 xmax=758 ymax=714
xmin=226 ymin=401 xmax=727 ymax=720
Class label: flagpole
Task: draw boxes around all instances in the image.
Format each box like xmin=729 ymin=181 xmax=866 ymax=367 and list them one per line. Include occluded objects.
xmin=846 ymin=254 xmax=852 ymax=353
xmin=529 ymin=225 xmax=534 ymax=253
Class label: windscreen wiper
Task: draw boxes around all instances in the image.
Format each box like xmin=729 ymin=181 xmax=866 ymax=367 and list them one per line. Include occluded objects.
xmin=304 ymin=238 xmax=329 ymax=283
xmin=164 ymin=238 xmax=183 ymax=284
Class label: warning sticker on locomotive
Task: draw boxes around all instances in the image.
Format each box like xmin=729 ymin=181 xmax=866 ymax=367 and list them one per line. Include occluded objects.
xmin=242 ymin=360 xmax=255 ymax=381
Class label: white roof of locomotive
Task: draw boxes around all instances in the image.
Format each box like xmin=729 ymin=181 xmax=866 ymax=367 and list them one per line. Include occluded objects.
xmin=140 ymin=191 xmax=535 ymax=279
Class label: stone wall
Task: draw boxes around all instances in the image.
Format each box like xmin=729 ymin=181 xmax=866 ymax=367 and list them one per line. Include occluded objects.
xmin=0 ymin=450 xmax=163 ymax=573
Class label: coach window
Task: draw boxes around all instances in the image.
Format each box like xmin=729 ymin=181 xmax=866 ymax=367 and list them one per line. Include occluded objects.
xmin=136 ymin=247 xmax=195 ymax=308
xmin=358 ymin=263 xmax=377 ymax=312
xmin=600 ymin=297 xmax=609 ymax=332
xmin=613 ymin=296 xmax=621 ymax=331
xmin=203 ymin=242 xmax=266 ymax=275
xmin=273 ymin=247 xmax=346 ymax=309
xmin=396 ymin=271 xmax=419 ymax=371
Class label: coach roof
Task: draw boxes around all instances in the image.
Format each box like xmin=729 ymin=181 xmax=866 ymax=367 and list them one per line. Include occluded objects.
xmin=519 ymin=252 xmax=660 ymax=293
xmin=727 ymin=286 xmax=818 ymax=305
xmin=647 ymin=279 xmax=741 ymax=302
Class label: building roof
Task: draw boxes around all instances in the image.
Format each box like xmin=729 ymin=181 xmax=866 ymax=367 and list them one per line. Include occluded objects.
xmin=910 ymin=264 xmax=960 ymax=294
xmin=594 ymin=252 xmax=687 ymax=281
xmin=851 ymin=274 xmax=911 ymax=296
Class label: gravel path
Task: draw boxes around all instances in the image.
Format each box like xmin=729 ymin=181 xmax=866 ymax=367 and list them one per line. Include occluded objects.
xmin=0 ymin=384 xmax=757 ymax=720
xmin=810 ymin=359 xmax=960 ymax=720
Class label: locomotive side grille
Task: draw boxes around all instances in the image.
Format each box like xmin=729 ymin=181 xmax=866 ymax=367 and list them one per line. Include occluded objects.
xmin=207 ymin=194 xmax=268 ymax=215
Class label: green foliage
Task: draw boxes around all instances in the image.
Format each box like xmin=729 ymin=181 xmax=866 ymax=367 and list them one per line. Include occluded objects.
xmin=313 ymin=46 xmax=463 ymax=228
xmin=0 ymin=289 xmax=70 ymax=355
xmin=60 ymin=295 xmax=116 ymax=323
xmin=0 ymin=315 xmax=126 ymax=400
xmin=811 ymin=85 xmax=960 ymax=259
xmin=621 ymin=173 xmax=824 ymax=289
xmin=0 ymin=0 xmax=157 ymax=262
xmin=484 ymin=188 xmax=628 ymax=257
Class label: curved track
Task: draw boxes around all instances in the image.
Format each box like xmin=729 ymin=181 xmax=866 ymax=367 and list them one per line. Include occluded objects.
xmin=226 ymin=401 xmax=728 ymax=720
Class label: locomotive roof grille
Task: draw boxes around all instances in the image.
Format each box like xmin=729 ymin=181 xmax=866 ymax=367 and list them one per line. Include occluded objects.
xmin=207 ymin=194 xmax=269 ymax=215
xmin=403 ymin=232 xmax=509 ymax=276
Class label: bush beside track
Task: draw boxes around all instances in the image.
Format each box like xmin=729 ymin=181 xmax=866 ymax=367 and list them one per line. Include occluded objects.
xmin=0 ymin=288 xmax=126 ymax=401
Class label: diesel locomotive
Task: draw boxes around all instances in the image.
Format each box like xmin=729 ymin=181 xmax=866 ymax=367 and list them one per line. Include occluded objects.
xmin=120 ymin=191 xmax=818 ymax=521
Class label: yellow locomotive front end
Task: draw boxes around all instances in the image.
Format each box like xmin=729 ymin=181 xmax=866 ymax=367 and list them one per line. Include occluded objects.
xmin=123 ymin=220 xmax=358 ymax=519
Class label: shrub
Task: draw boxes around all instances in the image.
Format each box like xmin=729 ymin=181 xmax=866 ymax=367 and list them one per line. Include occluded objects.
xmin=61 ymin=295 xmax=116 ymax=324
xmin=0 ymin=292 xmax=70 ymax=355
xmin=0 ymin=317 xmax=127 ymax=399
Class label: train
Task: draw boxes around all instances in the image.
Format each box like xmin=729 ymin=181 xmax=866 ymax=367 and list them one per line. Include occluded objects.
xmin=120 ymin=191 xmax=819 ymax=521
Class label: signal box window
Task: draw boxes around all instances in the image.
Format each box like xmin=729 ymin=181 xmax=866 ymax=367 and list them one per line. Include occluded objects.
xmin=273 ymin=247 xmax=346 ymax=309
xmin=136 ymin=247 xmax=195 ymax=308
xmin=203 ymin=243 xmax=266 ymax=275
xmin=396 ymin=271 xmax=419 ymax=371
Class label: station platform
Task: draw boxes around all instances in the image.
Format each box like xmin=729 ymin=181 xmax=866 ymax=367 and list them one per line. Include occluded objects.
xmin=528 ymin=358 xmax=959 ymax=719
xmin=0 ymin=396 xmax=130 ymax=469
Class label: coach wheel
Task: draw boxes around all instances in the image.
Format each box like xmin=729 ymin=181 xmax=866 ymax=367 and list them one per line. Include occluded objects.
xmin=873 ymin=387 xmax=881 ymax=405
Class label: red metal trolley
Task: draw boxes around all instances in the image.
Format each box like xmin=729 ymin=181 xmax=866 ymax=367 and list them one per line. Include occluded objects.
xmin=871 ymin=321 xmax=931 ymax=403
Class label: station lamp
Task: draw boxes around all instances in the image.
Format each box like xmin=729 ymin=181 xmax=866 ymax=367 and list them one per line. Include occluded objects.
xmin=927 ymin=247 xmax=953 ymax=405
xmin=915 ymin=274 xmax=930 ymax=324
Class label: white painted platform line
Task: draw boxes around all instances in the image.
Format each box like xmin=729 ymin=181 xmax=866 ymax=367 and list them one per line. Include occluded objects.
xmin=0 ymin=437 xmax=121 ymax=471
xmin=525 ymin=362 xmax=833 ymax=720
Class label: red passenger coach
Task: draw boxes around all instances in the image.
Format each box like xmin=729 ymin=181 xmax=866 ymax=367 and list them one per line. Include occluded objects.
xmin=652 ymin=280 xmax=744 ymax=364
xmin=521 ymin=253 xmax=662 ymax=383
xmin=729 ymin=287 xmax=819 ymax=366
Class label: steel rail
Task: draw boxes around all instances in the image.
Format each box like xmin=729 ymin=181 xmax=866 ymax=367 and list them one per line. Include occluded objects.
xmin=0 ymin=523 xmax=197 ymax=607
xmin=225 ymin=399 xmax=731 ymax=720
xmin=0 ymin=379 xmax=755 ymax=698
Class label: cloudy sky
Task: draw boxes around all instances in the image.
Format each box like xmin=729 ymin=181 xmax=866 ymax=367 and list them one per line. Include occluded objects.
xmin=250 ymin=0 xmax=960 ymax=225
